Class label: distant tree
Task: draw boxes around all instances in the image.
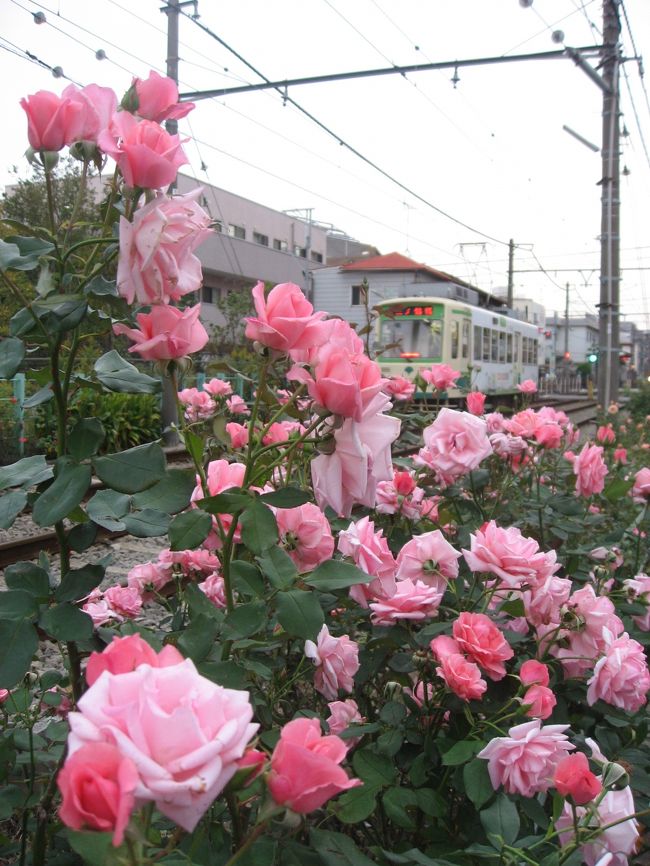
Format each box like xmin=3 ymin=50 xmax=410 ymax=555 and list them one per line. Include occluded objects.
xmin=209 ymin=287 xmax=255 ymax=356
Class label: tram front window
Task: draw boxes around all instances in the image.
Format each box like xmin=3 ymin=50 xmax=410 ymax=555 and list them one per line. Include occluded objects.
xmin=379 ymin=317 xmax=442 ymax=359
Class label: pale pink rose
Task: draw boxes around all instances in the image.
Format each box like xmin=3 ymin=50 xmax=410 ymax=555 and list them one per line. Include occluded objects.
xmin=268 ymin=717 xmax=361 ymax=813
xmin=203 ymin=378 xmax=233 ymax=397
xmin=103 ymin=586 xmax=143 ymax=619
xmin=396 ymin=530 xmax=460 ymax=591
xmin=430 ymin=634 xmax=461 ymax=662
xmin=452 ymin=612 xmax=514 ymax=681
xmin=276 ymin=503 xmax=334 ymax=573
xmin=463 ymin=521 xmax=559 ymax=589
xmin=191 ymin=459 xmax=246 ymax=543
xmin=262 ymin=421 xmax=304 ymax=446
xmin=522 ymin=684 xmax=556 ymax=719
xmin=374 ymin=479 xmax=399 ymax=514
xmin=288 ymin=318 xmax=364 ymax=366
xmin=67 ymin=659 xmax=257 ymax=832
xmin=113 ymin=304 xmax=208 ymax=361
xmin=517 ymin=379 xmax=538 ymax=394
xmin=485 ymin=411 xmax=506 ymax=434
xmin=61 ymin=83 xmax=117 ymax=144
xmin=20 ymin=89 xmax=84 ymax=151
xmin=383 ymin=375 xmax=415 ymax=401
xmin=519 ymin=659 xmax=550 ymax=687
xmin=415 ymin=408 xmax=493 ymax=486
xmin=326 ymin=699 xmax=365 ymax=748
xmin=505 ymin=408 xmax=542 ymax=439
xmin=466 ymin=391 xmax=486 ymax=416
xmin=613 ymin=447 xmax=627 ymax=464
xmin=58 ymin=743 xmax=138 ymax=846
xmin=631 ymin=467 xmax=650 ymax=503
xmin=226 ymin=422 xmax=249 ymax=449
xmin=164 ymin=548 xmax=221 ymax=577
xmin=556 ymin=786 xmax=639 ymax=866
xmin=198 ymin=573 xmax=227 ymax=608
xmin=337 ymin=516 xmax=396 ymax=606
xmin=133 ymin=70 xmax=195 ymax=122
xmin=245 ymin=281 xmax=327 ymax=354
xmin=596 ymin=424 xmax=616 ymax=444
xmin=86 ymin=634 xmax=184 ymax=686
xmin=436 ymin=652 xmax=487 ymax=702
xmin=369 ymin=578 xmax=443 ymax=625
xmin=126 ymin=560 xmax=173 ymax=596
xmin=551 ymin=585 xmax=624 ymax=678
xmin=226 ymin=395 xmax=250 ymax=415
xmin=421 ymin=363 xmax=460 ymax=392
xmin=178 ymin=388 xmax=216 ymax=422
xmin=587 ymin=631 xmax=650 ymax=712
xmin=304 ymin=625 xmax=360 ymax=700
xmin=98 ymin=111 xmax=188 ymax=189
xmin=311 ymin=393 xmax=400 ymax=518
xmin=477 ymin=720 xmax=573 ymax=797
xmin=82 ymin=592 xmax=117 ymax=627
xmin=553 ymin=752 xmax=602 ymax=805
xmin=572 ymin=443 xmax=608 ymax=497
xmin=537 ymin=406 xmax=570 ymax=428
xmin=623 ymin=573 xmax=650 ymax=630
xmin=522 ymin=574 xmax=572 ymax=628
xmin=489 ymin=432 xmax=528 ymax=458
xmin=117 ymin=191 xmax=212 ymax=306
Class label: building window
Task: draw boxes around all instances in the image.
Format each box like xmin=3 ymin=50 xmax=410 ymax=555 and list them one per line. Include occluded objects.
xmin=311 ymin=251 xmax=323 ymax=263
xmin=253 ymin=231 xmax=269 ymax=246
xmin=273 ymin=239 xmax=287 ymax=251
xmin=294 ymin=245 xmax=307 ymax=258
xmin=202 ymin=285 xmax=215 ymax=304
xmin=227 ymin=224 xmax=246 ymax=240
xmin=351 ymin=284 xmax=368 ymax=306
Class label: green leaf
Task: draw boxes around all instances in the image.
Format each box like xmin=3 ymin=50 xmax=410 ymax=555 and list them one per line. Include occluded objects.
xmin=232 ymin=560 xmax=265 ymax=597
xmin=168 ymin=509 xmax=212 ymax=551
xmin=122 ymin=509 xmax=170 ymax=537
xmin=32 ymin=461 xmax=91 ymax=527
xmin=304 ymin=560 xmax=372 ymax=591
xmin=181 ymin=428 xmax=204 ymax=466
xmin=0 ymin=337 xmax=24 ymax=378
xmin=260 ymin=487 xmax=312 ymax=508
xmin=34 ymin=294 xmax=87 ymax=335
xmin=0 ymin=235 xmax=54 ymax=271
xmin=0 ymin=590 xmax=39 ymax=622
xmin=0 ymin=620 xmax=38 ymax=688
xmin=4 ymin=562 xmax=50 ymax=597
xmin=352 ymin=750 xmax=397 ymax=787
xmin=604 ymin=477 xmax=634 ymax=503
xmin=499 ymin=598 xmax=526 ymax=618
xmin=414 ymin=787 xmax=446 ymax=818
xmin=93 ymin=442 xmax=166 ymax=494
xmin=86 ymin=489 xmax=130 ymax=531
xmin=309 ymin=829 xmax=378 ymax=866
xmin=442 ymin=739 xmax=484 ymax=766
xmin=23 ymin=384 xmax=54 ymax=408
xmin=480 ymin=794 xmax=520 ymax=846
xmin=177 ymin=613 xmax=220 ymax=663
xmin=55 ymin=564 xmax=105 ymax=603
xmin=198 ymin=490 xmax=251 ymax=514
xmin=67 ymin=521 xmax=98 ymax=552
xmin=132 ymin=469 xmax=195 ymax=514
xmin=223 ymin=601 xmax=266 ymax=639
xmin=94 ymin=350 xmax=160 ymax=394
xmin=67 ymin=830 xmax=115 ymax=866
xmin=276 ymin=589 xmax=323 ymax=640
xmin=382 ymin=787 xmax=418 ymax=830
xmin=463 ymin=759 xmax=494 ymax=810
xmin=239 ymin=501 xmax=278 ymax=555
xmin=0 ymin=490 xmax=27 ymax=530
xmin=0 ymin=455 xmax=52 ymax=491
xmin=199 ymin=660 xmax=247 ymax=689
xmin=257 ymin=547 xmax=298 ymax=590
xmin=68 ymin=418 xmax=106 ymax=460
xmin=333 ymin=784 xmax=379 ymax=824
xmin=85 ymin=275 xmax=118 ymax=298
xmin=40 ymin=604 xmax=93 ymax=642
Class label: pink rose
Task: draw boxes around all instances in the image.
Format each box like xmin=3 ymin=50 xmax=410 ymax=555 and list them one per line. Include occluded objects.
xmin=0 ymin=689 xmax=9 ymax=704
xmin=485 ymin=411 xmax=506 ymax=433
xmin=326 ymin=699 xmax=365 ymax=748
xmin=191 ymin=459 xmax=246 ymax=544
xmin=553 ymin=752 xmax=602 ymax=805
xmin=572 ymin=443 xmax=608 ymax=497
xmin=624 ymin=573 xmax=650 ymax=630
xmin=522 ymin=574 xmax=571 ymax=628
xmin=198 ymin=573 xmax=227 ymax=608
xmin=415 ymin=408 xmax=493 ymax=486
xmin=117 ymin=190 xmax=212 ymax=305
xmin=58 ymin=743 xmax=138 ymax=846
xmin=596 ymin=424 xmax=615 ymax=444
xmin=396 ymin=529 xmax=460 ymax=591
xmin=369 ymin=578 xmax=443 ymax=625
xmin=587 ymin=631 xmax=650 ymax=712
xmin=462 ymin=521 xmax=559 ymax=589
xmin=86 ymin=634 xmax=183 ymax=687
xmin=436 ymin=652 xmax=487 ymax=702
xmin=276 ymin=502 xmax=334 ymax=573
xmin=268 ymin=717 xmax=361 ymax=813
xmin=304 ymin=625 xmax=360 ymax=700
xmin=466 ymin=391 xmax=486 ymax=416
xmin=430 ymin=634 xmax=461 ymax=662
xmin=62 ymin=83 xmax=117 ymax=144
xmin=478 ymin=719 xmax=573 ymax=797
xmin=99 ymin=586 xmax=142 ymax=620
xmin=164 ymin=548 xmax=220 ymax=577
xmin=338 ymin=516 xmax=396 ymax=583
xmin=534 ymin=422 xmax=563 ymax=449
xmin=519 ymin=659 xmax=550 ymax=687
xmin=81 ymin=593 xmax=115 ymax=627
xmin=614 ymin=446 xmax=627 ymax=464
xmin=178 ymin=388 xmax=216 ymax=422
xmin=556 ymin=786 xmax=638 ymax=866
xmin=98 ymin=112 xmax=188 ymax=189
xmin=421 ymin=363 xmax=460 ymax=392
xmin=245 ymin=281 xmax=327 ymax=353
xmin=452 ymin=612 xmax=513 ymax=681
xmin=133 ymin=70 xmax=195 ymax=122
xmin=203 ymin=378 xmax=233 ymax=397
xmin=126 ymin=560 xmax=172 ymax=596
xmin=226 ymin=422 xmax=249 ymax=449
xmin=631 ymin=466 xmax=650 ymax=503
xmin=552 ymin=585 xmax=624 ymax=678
xmin=522 ymin=684 xmax=556 ymax=719
xmin=20 ymin=89 xmax=84 ymax=151
xmin=517 ymin=379 xmax=538 ymax=394
xmin=113 ymin=304 xmax=208 ymax=361
xmin=227 ymin=395 xmax=250 ymax=415
xmin=383 ymin=375 xmax=415 ymax=401
xmin=67 ymin=659 xmax=257 ymax=831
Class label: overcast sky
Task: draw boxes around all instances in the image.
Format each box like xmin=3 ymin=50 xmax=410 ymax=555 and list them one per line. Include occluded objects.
xmin=2 ymin=0 xmax=650 ymax=327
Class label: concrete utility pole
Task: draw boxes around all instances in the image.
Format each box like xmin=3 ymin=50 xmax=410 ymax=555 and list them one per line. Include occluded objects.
xmin=597 ymin=0 xmax=622 ymax=408
xmin=564 ymin=283 xmax=570 ymax=381
xmin=507 ymin=239 xmax=515 ymax=308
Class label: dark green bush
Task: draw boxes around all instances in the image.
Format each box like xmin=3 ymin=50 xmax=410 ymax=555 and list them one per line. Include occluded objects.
xmin=627 ymin=382 xmax=650 ymax=421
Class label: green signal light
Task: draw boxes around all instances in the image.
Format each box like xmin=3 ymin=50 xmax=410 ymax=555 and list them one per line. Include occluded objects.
xmin=588 ymin=353 xmax=598 ymax=363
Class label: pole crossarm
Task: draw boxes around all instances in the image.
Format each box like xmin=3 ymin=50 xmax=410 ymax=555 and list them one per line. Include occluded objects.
xmin=179 ymin=45 xmax=604 ymax=101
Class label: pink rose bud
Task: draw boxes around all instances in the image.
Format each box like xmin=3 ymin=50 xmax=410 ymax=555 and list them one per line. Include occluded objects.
xmin=554 ymin=752 xmax=602 ymax=805
xmin=466 ymin=391 xmax=487 ymax=416
xmin=522 ymin=684 xmax=557 ymax=720
xmin=113 ymin=303 xmax=208 ymax=361
xmin=520 ymin=660 xmax=550 ymax=688
xmin=20 ymin=89 xmax=84 ymax=151
xmin=132 ymin=70 xmax=195 ymax=122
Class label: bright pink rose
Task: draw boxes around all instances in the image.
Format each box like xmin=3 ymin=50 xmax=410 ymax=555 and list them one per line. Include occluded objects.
xmin=113 ymin=304 xmax=208 ymax=360
xmin=226 ymin=422 xmax=249 ymax=449
xmin=522 ymin=684 xmax=556 ymax=719
xmin=98 ymin=112 xmax=188 ymax=189
xmin=383 ymin=375 xmax=415 ymax=401
xmin=553 ymin=752 xmax=602 ymax=805
xmin=311 ymin=393 xmax=400 ymax=517
xmin=178 ymin=387 xmax=216 ymax=422
xmin=596 ymin=424 xmax=615 ymax=444
xmin=452 ymin=612 xmax=514 ymax=681
xmin=203 ymin=378 xmax=233 ymax=397
xmin=20 ymin=89 xmax=84 ymax=151
xmin=624 ymin=572 xmax=650 ymax=630
xmin=556 ymin=786 xmax=638 ymax=866
xmin=67 ymin=659 xmax=257 ymax=831
xmin=436 ymin=652 xmax=487 ymax=702
xmin=133 ymin=70 xmax=195 ymax=122
xmin=430 ymin=634 xmax=461 ymax=662
xmin=227 ymin=395 xmax=250 ymax=415
xmin=415 ymin=408 xmax=493 ymax=486
xmin=191 ymin=459 xmax=246 ymax=543
xmin=117 ymin=190 xmax=212 ymax=305
xmin=466 ymin=391 xmax=486 ymax=416
xmin=631 ymin=467 xmax=650 ymax=503
xmin=421 ymin=363 xmax=460 ymax=392
xmin=534 ymin=422 xmax=563 ymax=449
xmin=396 ymin=530 xmax=460 ymax=591
xmin=161 ymin=547 xmax=220 ymax=577
xmin=587 ymin=631 xmax=650 ymax=712
xmin=304 ymin=625 xmax=360 ymax=700
xmin=614 ymin=446 xmax=627 ymax=464
xmin=268 ymin=717 xmax=361 ymax=813
xmin=86 ymin=634 xmax=183 ymax=687
xmin=198 ymin=573 xmax=227 ymax=608
xmin=62 ymin=83 xmax=117 ymax=144
xmin=338 ymin=516 xmax=396 ymax=606
xmin=572 ymin=443 xmax=608 ymax=497
xmin=517 ymin=379 xmax=538 ymax=394
xmin=369 ymin=578 xmax=443 ymax=625
xmin=126 ymin=560 xmax=173 ymax=595
xmin=99 ymin=586 xmax=142 ymax=619
xmin=326 ymin=699 xmax=365 ymax=748
xmin=478 ymin=720 xmax=573 ymax=797
xmin=276 ymin=502 xmax=334 ymax=573
xmin=462 ymin=521 xmax=559 ymax=589
xmin=245 ymin=281 xmax=327 ymax=353
xmin=58 ymin=743 xmax=138 ymax=846
xmin=520 ymin=659 xmax=550 ymax=687
xmin=0 ymin=689 xmax=9 ymax=704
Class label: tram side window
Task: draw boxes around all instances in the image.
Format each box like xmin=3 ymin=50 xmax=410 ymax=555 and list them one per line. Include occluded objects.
xmin=514 ymin=332 xmax=520 ymax=363
xmin=491 ymin=330 xmax=498 ymax=362
xmin=507 ymin=333 xmax=513 ymax=363
xmin=522 ymin=337 xmax=528 ymax=364
xmin=533 ymin=338 xmax=539 ymax=365
xmin=462 ymin=320 xmax=470 ymax=358
xmin=498 ymin=331 xmax=506 ymax=363
xmin=450 ymin=320 xmax=459 ymax=359
xmin=473 ymin=326 xmax=481 ymax=361
xmin=482 ymin=328 xmax=490 ymax=361
xmin=523 ymin=337 xmax=531 ymax=365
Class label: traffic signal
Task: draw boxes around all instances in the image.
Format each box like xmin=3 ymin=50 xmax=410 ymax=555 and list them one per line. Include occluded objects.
xmin=588 ymin=352 xmax=598 ymax=363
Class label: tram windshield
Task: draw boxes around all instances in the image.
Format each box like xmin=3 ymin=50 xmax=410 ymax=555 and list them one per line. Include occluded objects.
xmin=378 ymin=315 xmax=443 ymax=360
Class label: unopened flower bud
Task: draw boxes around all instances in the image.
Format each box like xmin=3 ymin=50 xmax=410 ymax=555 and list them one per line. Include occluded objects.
xmin=120 ymin=84 xmax=139 ymax=114
xmin=602 ymin=761 xmax=629 ymax=790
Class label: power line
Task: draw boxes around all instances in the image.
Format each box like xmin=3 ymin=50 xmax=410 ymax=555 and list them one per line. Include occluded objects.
xmin=0 ymin=34 xmax=80 ymax=84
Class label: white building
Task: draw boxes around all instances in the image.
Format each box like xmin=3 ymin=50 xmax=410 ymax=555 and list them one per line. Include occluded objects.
xmin=512 ymin=297 xmax=546 ymax=327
